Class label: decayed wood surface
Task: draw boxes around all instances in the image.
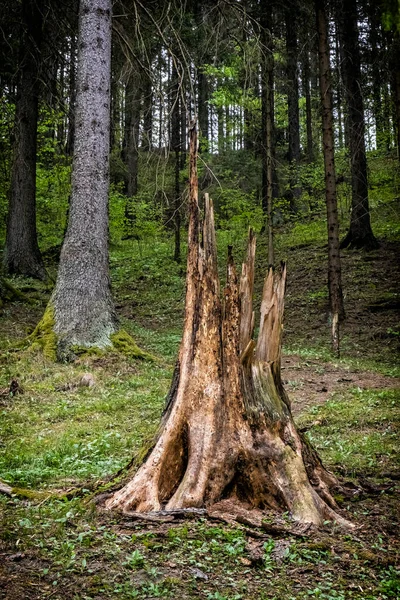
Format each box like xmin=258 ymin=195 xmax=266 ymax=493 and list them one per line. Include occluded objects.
xmin=106 ymin=123 xmax=351 ymax=527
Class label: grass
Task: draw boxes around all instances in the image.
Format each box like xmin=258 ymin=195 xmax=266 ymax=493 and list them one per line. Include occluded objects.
xmin=296 ymin=388 xmax=400 ymax=477
xmin=0 ymin=156 xmax=399 ymax=599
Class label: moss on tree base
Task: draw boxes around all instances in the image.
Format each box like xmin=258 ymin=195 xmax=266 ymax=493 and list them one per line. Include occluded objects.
xmin=28 ymin=305 xmax=58 ymax=360
xmin=110 ymin=330 xmax=151 ymax=360
xmin=28 ymin=309 xmax=149 ymax=362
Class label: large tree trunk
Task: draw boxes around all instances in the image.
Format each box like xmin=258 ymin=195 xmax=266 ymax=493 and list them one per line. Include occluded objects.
xmin=336 ymin=0 xmax=378 ymax=250
xmin=316 ymin=0 xmax=345 ymax=356
xmin=3 ymin=0 xmax=47 ymax=280
xmin=106 ymin=124 xmax=350 ymax=528
xmin=47 ymin=0 xmax=117 ymax=359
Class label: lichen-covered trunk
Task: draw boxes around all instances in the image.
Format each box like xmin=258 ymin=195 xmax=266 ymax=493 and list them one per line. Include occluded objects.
xmin=106 ymin=124 xmax=351 ymax=527
xmin=316 ymin=0 xmax=345 ymax=354
xmin=49 ymin=0 xmax=117 ymax=359
xmin=3 ymin=0 xmax=47 ymax=280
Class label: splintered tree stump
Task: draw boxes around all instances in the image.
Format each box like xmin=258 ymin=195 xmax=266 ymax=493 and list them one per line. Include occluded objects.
xmin=106 ymin=124 xmax=351 ymax=527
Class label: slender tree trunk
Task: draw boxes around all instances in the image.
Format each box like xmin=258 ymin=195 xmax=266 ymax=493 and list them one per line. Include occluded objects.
xmin=48 ymin=0 xmax=117 ymax=360
xmin=390 ymin=33 xmax=400 ymax=161
xmin=123 ymin=72 xmax=141 ymax=199
xmin=316 ymin=0 xmax=345 ymax=356
xmin=336 ymin=0 xmax=378 ymax=250
xmin=198 ymin=70 xmax=209 ymax=151
xmin=171 ymin=62 xmax=181 ymax=263
xmin=285 ymin=2 xmax=301 ymax=206
xmin=217 ymin=105 xmax=224 ymax=153
xmin=106 ymin=124 xmax=352 ymax=530
xmin=260 ymin=1 xmax=275 ymax=267
xmin=302 ymin=43 xmax=314 ymax=162
xmin=141 ymin=71 xmax=153 ymax=151
xmin=334 ymin=29 xmax=344 ymax=150
xmin=3 ymin=0 xmax=47 ymax=280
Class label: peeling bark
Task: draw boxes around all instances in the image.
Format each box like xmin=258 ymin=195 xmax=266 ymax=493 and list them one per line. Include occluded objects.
xmin=106 ymin=124 xmax=352 ymax=528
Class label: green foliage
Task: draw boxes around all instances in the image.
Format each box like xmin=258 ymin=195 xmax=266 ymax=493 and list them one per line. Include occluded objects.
xmin=215 ymin=187 xmax=264 ymax=241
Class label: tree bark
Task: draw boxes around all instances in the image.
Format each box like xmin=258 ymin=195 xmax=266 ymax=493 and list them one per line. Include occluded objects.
xmin=171 ymin=62 xmax=181 ymax=263
xmin=198 ymin=70 xmax=209 ymax=151
xmin=316 ymin=0 xmax=345 ymax=356
xmin=49 ymin=0 xmax=117 ymax=359
xmin=260 ymin=0 xmax=275 ymax=267
xmin=66 ymin=32 xmax=77 ymax=156
xmin=106 ymin=124 xmax=351 ymax=528
xmin=285 ymin=1 xmax=301 ymax=206
xmin=3 ymin=0 xmax=47 ymax=280
xmin=141 ymin=70 xmax=153 ymax=152
xmin=302 ymin=39 xmax=314 ymax=163
xmin=390 ymin=33 xmax=400 ymax=161
xmin=122 ymin=71 xmax=141 ymax=199
xmin=336 ymin=0 xmax=378 ymax=250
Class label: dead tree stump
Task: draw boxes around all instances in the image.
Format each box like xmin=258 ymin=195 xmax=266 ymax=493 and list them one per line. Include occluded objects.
xmin=106 ymin=124 xmax=350 ymax=527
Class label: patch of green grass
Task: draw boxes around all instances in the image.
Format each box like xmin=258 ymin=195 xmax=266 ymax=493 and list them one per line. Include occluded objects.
xmin=297 ymin=387 xmax=400 ymax=475
xmin=276 ymin=219 xmax=327 ymax=252
xmin=0 ymin=355 xmax=171 ymax=487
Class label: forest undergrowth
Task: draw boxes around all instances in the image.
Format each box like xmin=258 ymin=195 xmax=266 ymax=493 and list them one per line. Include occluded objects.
xmin=0 ymin=175 xmax=399 ymax=598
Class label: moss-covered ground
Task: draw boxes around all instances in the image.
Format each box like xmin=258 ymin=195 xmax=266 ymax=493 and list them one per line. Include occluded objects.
xmin=0 ymin=161 xmax=399 ymax=599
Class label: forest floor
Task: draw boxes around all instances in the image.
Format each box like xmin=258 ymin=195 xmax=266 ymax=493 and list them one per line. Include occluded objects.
xmin=0 ymin=204 xmax=399 ymax=599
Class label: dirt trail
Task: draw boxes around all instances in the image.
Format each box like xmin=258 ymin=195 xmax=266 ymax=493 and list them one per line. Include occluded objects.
xmin=282 ymin=354 xmax=399 ymax=416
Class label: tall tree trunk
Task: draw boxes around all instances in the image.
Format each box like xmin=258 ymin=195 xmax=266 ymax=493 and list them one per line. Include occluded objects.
xmin=198 ymin=70 xmax=209 ymax=151
xmin=334 ymin=28 xmax=344 ymax=150
xmin=171 ymin=61 xmax=181 ymax=263
xmin=106 ymin=124 xmax=352 ymax=529
xmin=302 ymin=41 xmax=314 ymax=163
xmin=285 ymin=2 xmax=301 ymax=206
xmin=336 ymin=0 xmax=378 ymax=250
xmin=123 ymin=72 xmax=141 ymax=199
xmin=217 ymin=105 xmax=224 ymax=154
xmin=316 ymin=0 xmax=345 ymax=356
xmin=260 ymin=1 xmax=275 ymax=267
xmin=47 ymin=0 xmax=117 ymax=360
xmin=141 ymin=71 xmax=153 ymax=151
xmin=3 ymin=0 xmax=47 ymax=280
xmin=390 ymin=33 xmax=400 ymax=161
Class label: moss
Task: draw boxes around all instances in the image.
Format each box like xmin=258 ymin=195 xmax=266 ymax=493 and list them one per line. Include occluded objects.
xmin=0 ymin=277 xmax=34 ymax=305
xmin=110 ymin=330 xmax=152 ymax=360
xmin=10 ymin=487 xmax=50 ymax=501
xmin=305 ymin=540 xmax=332 ymax=551
xmin=28 ymin=304 xmax=58 ymax=361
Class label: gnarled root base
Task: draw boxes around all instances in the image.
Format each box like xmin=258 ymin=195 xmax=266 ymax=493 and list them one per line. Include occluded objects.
xmin=106 ymin=365 xmax=351 ymax=528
